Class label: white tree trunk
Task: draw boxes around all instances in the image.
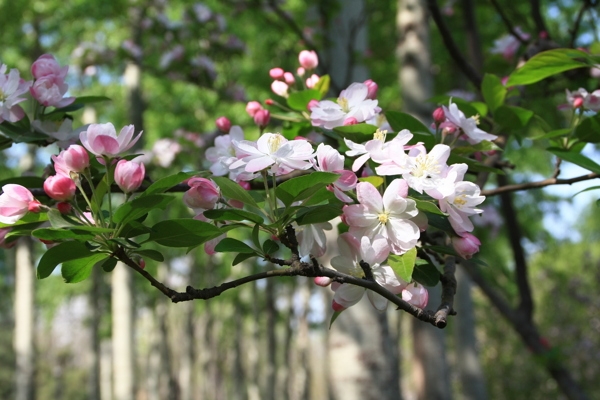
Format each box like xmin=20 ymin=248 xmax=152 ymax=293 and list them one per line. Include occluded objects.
xmin=112 ymin=263 xmax=135 ymax=400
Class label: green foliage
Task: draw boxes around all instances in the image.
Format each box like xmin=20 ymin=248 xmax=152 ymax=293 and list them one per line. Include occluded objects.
xmin=146 ymin=219 xmax=223 ymax=247
xmin=506 ymin=49 xmax=590 ymax=86
xmin=388 ymin=247 xmax=416 ymax=283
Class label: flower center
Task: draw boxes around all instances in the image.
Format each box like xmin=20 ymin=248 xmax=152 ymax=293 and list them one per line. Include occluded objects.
xmin=338 ymin=97 xmax=350 ymax=113
xmin=412 ymin=154 xmax=440 ymax=178
xmin=453 ymin=195 xmax=467 ymax=207
xmin=472 ymin=114 xmax=481 ymax=125
xmin=374 ymin=129 xmax=388 ymax=142
xmin=378 ymin=212 xmax=389 ymax=224
xmin=348 ymin=262 xmax=366 ymax=278
xmin=267 ymin=134 xmax=285 ymax=154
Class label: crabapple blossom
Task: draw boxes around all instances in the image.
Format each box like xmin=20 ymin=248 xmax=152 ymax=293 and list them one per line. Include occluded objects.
xmin=52 ymin=144 xmax=90 ymax=177
xmin=79 ymin=123 xmax=142 ymax=158
xmin=363 ymin=79 xmax=378 ymax=100
xmin=297 ymin=221 xmax=332 ymax=258
xmin=310 ymin=82 xmax=380 ymax=130
xmin=343 ymin=117 xmax=357 ymax=125
xmin=312 ymin=143 xmax=357 ymax=202
xmin=305 ymin=74 xmax=320 ymax=89
xmin=269 ymin=68 xmax=284 ymax=79
xmin=566 ymin=88 xmax=600 ymax=112
xmin=183 ymin=178 xmax=220 ymax=210
xmin=343 ymin=179 xmax=420 ymax=255
xmin=490 ymin=27 xmax=529 ymax=60
xmin=438 ymin=163 xmax=485 ymax=233
xmin=314 ymin=276 xmax=332 ymax=287
xmin=0 ymin=184 xmax=39 ymax=224
xmin=307 ymin=99 xmax=319 ymax=111
xmin=271 ymin=81 xmax=288 ymax=97
xmin=402 ymin=283 xmax=429 ymax=309
xmin=215 ymin=116 xmax=231 ymax=133
xmin=44 ymin=175 xmax=76 ymax=201
xmin=245 ymin=101 xmax=263 ymax=117
xmin=30 ymin=74 xmax=75 ymax=108
xmin=205 ymin=126 xmax=256 ymax=181
xmin=0 ymin=64 xmax=31 ymax=124
xmin=345 ymin=128 xmax=412 ymax=172
xmin=433 ymin=107 xmax=445 ymax=125
xmin=31 ymin=54 xmax=68 ymax=80
xmin=298 ymin=50 xmax=318 ymax=70
xmin=451 ymin=232 xmax=481 ymax=259
xmin=32 ymin=119 xmax=87 ymax=149
xmin=283 ymin=72 xmax=295 ymax=85
xmin=253 ymin=109 xmax=271 ymax=128
xmin=330 ymin=233 xmax=408 ymax=311
xmin=114 ymin=159 xmax=146 ymax=194
xmin=152 ymin=138 xmax=182 ymax=168
xmin=231 ymin=133 xmax=315 ymax=176
xmin=441 ymin=101 xmax=498 ymax=144
xmin=297 ymin=67 xmax=305 ymax=77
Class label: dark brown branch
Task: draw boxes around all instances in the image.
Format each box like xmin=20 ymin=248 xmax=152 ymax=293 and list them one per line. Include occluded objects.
xmin=359 ymin=260 xmax=375 ymax=281
xmin=426 ymin=0 xmax=482 ymax=89
xmin=481 ymin=172 xmax=599 ymax=197
xmin=434 ymin=255 xmax=457 ymax=327
xmin=530 ymin=0 xmax=548 ymax=35
xmin=489 ymin=0 xmax=529 ymax=46
xmin=570 ymin=1 xmax=591 ymax=48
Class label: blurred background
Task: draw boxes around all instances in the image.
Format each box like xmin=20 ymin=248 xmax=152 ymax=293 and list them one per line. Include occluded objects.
xmin=1 ymin=0 xmax=599 ymax=399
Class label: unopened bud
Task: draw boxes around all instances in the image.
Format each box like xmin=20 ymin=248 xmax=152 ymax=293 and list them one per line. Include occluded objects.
xmin=573 ymin=97 xmax=584 ymax=108
xmin=363 ymin=79 xmax=378 ymax=100
xmin=269 ymin=67 xmax=284 ymax=80
xmin=307 ymin=99 xmax=319 ymax=111
xmin=246 ymin=101 xmax=263 ymax=117
xmin=57 ymin=202 xmax=72 ymax=214
xmin=284 ymin=72 xmax=295 ymax=85
xmin=238 ymin=181 xmax=251 ymax=190
xmin=314 ymin=277 xmax=332 ymax=287
xmin=254 ymin=109 xmax=271 ymax=128
xmin=433 ymin=107 xmax=445 ymax=124
xmin=28 ymin=200 xmax=42 ymax=213
xmin=343 ymin=117 xmax=358 ymax=125
xmin=297 ymin=67 xmax=305 ymax=77
xmin=215 ymin=116 xmax=231 ymax=133
xmin=265 ymin=99 xmax=274 ymax=106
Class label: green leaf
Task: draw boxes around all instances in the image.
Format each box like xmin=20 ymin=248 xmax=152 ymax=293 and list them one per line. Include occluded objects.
xmin=412 ymin=262 xmax=441 ymax=287
xmin=452 ymin=141 xmax=502 ymax=154
xmin=506 ymin=48 xmax=589 ymax=86
xmin=112 ymin=194 xmax=174 ymax=224
xmin=233 ymin=252 xmax=257 ymax=266
xmin=62 ymin=254 xmax=107 ymax=283
xmin=101 ymin=257 xmax=117 ymax=272
xmin=547 ymin=147 xmax=600 ymax=174
xmin=412 ymin=198 xmax=446 ymax=216
xmin=388 ymin=247 xmax=417 ymax=282
xmin=214 ymin=238 xmax=256 ymax=253
xmin=495 ymin=106 xmax=534 ymax=130
xmin=275 ymin=172 xmax=340 ymax=206
xmin=73 ymin=96 xmax=111 ymax=104
xmin=424 ymin=245 xmax=459 ymax=257
xmin=140 ymin=171 xmax=199 ymax=197
xmin=91 ymin=178 xmax=109 ymax=213
xmin=386 ymin=111 xmax=430 ymax=133
xmin=329 ymin=310 xmax=344 ymax=329
xmin=314 ymin=75 xmax=330 ymax=97
xmin=575 ymin=114 xmax=600 ymax=143
xmin=333 ymin=124 xmax=378 ymax=143
xmin=147 ymin=219 xmax=223 ymax=248
xmin=482 ymin=74 xmax=506 ymax=112
xmin=262 ymin=239 xmax=280 ymax=255
xmin=37 ymin=241 xmax=96 ymax=279
xmin=295 ymin=205 xmax=342 ymax=225
xmin=358 ymin=176 xmax=384 ymax=187
xmin=212 ymin=176 xmax=259 ymax=208
xmin=32 ymin=228 xmax=95 ymax=241
xmin=251 ymin=224 xmax=261 ymax=249
xmin=134 ymin=249 xmax=164 ymax=262
xmin=425 ymin=213 xmax=455 ymax=234
xmin=287 ymin=89 xmax=322 ymax=111
xmin=203 ymin=208 xmax=264 ymax=224
xmin=531 ymin=128 xmax=571 ymax=141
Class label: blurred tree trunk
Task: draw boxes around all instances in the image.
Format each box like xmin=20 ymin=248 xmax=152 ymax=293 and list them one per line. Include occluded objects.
xmin=265 ymin=278 xmax=277 ymax=400
xmin=88 ymin=266 xmax=102 ymax=400
xmin=14 ymin=237 xmax=35 ymax=400
xmin=112 ymin=264 xmax=135 ymax=400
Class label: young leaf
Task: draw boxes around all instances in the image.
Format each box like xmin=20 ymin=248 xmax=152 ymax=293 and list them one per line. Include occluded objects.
xmin=388 ymin=247 xmax=417 ymax=283
xmin=262 ymin=239 xmax=280 ymax=255
xmin=314 ymin=74 xmax=330 ymax=97
xmin=251 ymin=224 xmax=261 ymax=249
xmin=412 ymin=261 xmax=441 ymax=287
xmin=506 ymin=48 xmax=589 ymax=86
xmin=212 ymin=176 xmax=259 ymax=208
xmin=575 ymin=114 xmax=600 ymax=143
xmin=275 ymin=172 xmax=339 ymax=206
xmin=134 ymin=249 xmax=165 ymax=262
xmin=140 ymin=171 xmax=199 ymax=197
xmin=333 ymin=124 xmax=378 ymax=143
xmin=101 ymin=257 xmax=118 ymax=272
xmin=329 ymin=310 xmax=344 ymax=329
xmin=62 ymin=254 xmax=107 ymax=283
xmin=386 ymin=111 xmax=430 ymax=133
xmin=112 ymin=194 xmax=174 ymax=224
xmin=295 ymin=205 xmax=343 ymax=225
xmin=203 ymin=209 xmax=264 ymax=224
xmin=233 ymin=252 xmax=257 ymax=266
xmin=32 ymin=227 xmax=95 ymax=241
xmin=495 ymin=106 xmax=534 ymax=129
xmin=547 ymin=147 xmax=600 ymax=174
xmin=214 ymin=238 xmax=256 ymax=253
xmin=411 ymin=199 xmax=446 ymax=216
xmin=147 ymin=219 xmax=223 ymax=248
xmin=287 ymin=89 xmax=322 ymax=111
xmin=482 ymin=74 xmax=506 ymax=112
xmin=37 ymin=241 xmax=96 ymax=279
xmin=358 ymin=176 xmax=384 ymax=188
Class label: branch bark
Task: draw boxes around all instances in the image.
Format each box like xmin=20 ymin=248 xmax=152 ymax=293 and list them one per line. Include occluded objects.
xmin=481 ymin=172 xmax=599 ymax=197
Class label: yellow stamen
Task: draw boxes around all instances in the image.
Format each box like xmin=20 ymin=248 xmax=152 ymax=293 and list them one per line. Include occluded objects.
xmin=472 ymin=114 xmax=481 ymax=125
xmin=453 ymin=196 xmax=467 ymax=206
xmin=338 ymin=97 xmax=350 ymax=113
xmin=378 ymin=212 xmax=389 ymax=224
xmin=374 ymin=129 xmax=388 ymax=142
xmin=267 ymin=134 xmax=285 ymax=153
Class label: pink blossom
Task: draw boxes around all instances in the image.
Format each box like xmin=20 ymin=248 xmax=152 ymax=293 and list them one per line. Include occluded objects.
xmin=307 ymin=99 xmax=319 ymax=111
xmin=269 ymin=68 xmax=285 ymax=80
xmin=245 ymin=101 xmax=263 ymax=117
xmin=363 ymin=79 xmax=378 ymax=100
xmin=343 ymin=117 xmax=358 ymax=125
xmin=402 ymin=283 xmax=429 ymax=309
xmin=566 ymin=88 xmax=600 ymax=112
xmin=52 ymin=144 xmax=90 ymax=177
xmin=284 ymin=72 xmax=295 ymax=85
xmin=343 ymin=180 xmax=420 ymax=255
xmin=313 ymin=143 xmax=357 ymax=202
xmin=314 ymin=276 xmax=332 ymax=287
xmin=44 ymin=175 xmax=76 ymax=201
xmin=271 ymin=81 xmax=289 ymax=97
xmin=205 ymin=126 xmax=256 ymax=181
xmin=433 ymin=107 xmax=445 ymax=124
xmin=114 ymin=159 xmax=146 ymax=194
xmin=215 ymin=116 xmax=231 ymax=133
xmin=231 ymin=133 xmax=315 ymax=176
xmin=31 ymin=54 xmax=68 ymax=80
xmin=204 ymin=233 xmax=226 ymax=255
xmin=0 ymin=64 xmax=31 ymax=124
xmin=451 ymin=232 xmax=481 ymax=259
xmin=310 ymin=82 xmax=380 ymax=130
xmin=298 ymin=50 xmax=318 ymax=70
xmin=442 ymin=101 xmax=497 ymax=144
xmin=345 ymin=129 xmax=412 ymax=172
xmin=438 ymin=163 xmax=485 ymax=233
xmin=80 ymin=123 xmax=142 ymax=158
xmin=30 ymin=74 xmax=75 ymax=108
xmin=0 ymin=184 xmax=38 ymax=224
xmin=490 ymin=27 xmax=529 ymax=60
xmin=253 ymin=109 xmax=271 ymax=128
xmin=152 ymin=138 xmax=182 ymax=168
xmin=183 ymin=178 xmax=220 ymax=210
xmin=297 ymin=67 xmax=306 ymax=77
xmin=57 ymin=202 xmax=72 ymax=214
xmin=306 ymin=74 xmax=320 ymax=89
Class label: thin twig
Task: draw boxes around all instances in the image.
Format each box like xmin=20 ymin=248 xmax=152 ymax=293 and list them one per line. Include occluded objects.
xmin=434 ymin=255 xmax=457 ymax=327
xmin=570 ymin=1 xmax=591 ymax=48
xmin=530 ymin=0 xmax=548 ymax=36
xmin=489 ymin=0 xmax=529 ymax=45
xmin=482 ymin=172 xmax=599 ymax=197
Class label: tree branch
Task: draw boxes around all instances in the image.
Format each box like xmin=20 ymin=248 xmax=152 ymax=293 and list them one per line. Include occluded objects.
xmin=426 ymin=0 xmax=482 ymax=89
xmin=434 ymin=255 xmax=457 ymax=327
xmin=489 ymin=0 xmax=529 ymax=46
xmin=569 ymin=0 xmax=591 ymax=48
xmin=530 ymin=0 xmax=548 ymax=35
xmin=481 ymin=172 xmax=599 ymax=197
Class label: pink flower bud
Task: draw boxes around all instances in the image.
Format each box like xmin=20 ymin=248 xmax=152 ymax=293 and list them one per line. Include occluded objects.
xmin=52 ymin=144 xmax=90 ymax=177
xmin=183 ymin=178 xmax=220 ymax=210
xmin=44 ymin=175 xmax=76 ymax=201
xmin=139 ymin=258 xmax=146 ymax=269
xmin=215 ymin=116 xmax=231 ymax=133
xmin=114 ymin=159 xmax=146 ymax=194
xmin=297 ymin=67 xmax=305 ymax=77
xmin=28 ymin=201 xmax=42 ymax=213
xmin=307 ymin=99 xmax=319 ymax=111
xmin=451 ymin=232 xmax=481 ymax=259
xmin=306 ymin=74 xmax=320 ymax=89
xmin=254 ymin=109 xmax=271 ymax=129
xmin=343 ymin=117 xmax=358 ymax=125
xmin=284 ymin=72 xmax=295 ymax=85
xmin=501 ymin=76 xmax=510 ymax=86
xmin=265 ymin=99 xmax=274 ymax=106
xmin=332 ymin=300 xmax=346 ymax=312
xmin=246 ymin=101 xmax=263 ymax=117
xmin=314 ymin=277 xmax=332 ymax=287
xmin=269 ymin=67 xmax=284 ymax=80
xmin=573 ymin=97 xmax=584 ymax=108
xmin=298 ymin=50 xmax=318 ymax=70
xmin=433 ymin=107 xmax=445 ymax=124
xmin=57 ymin=202 xmax=72 ymax=214
xmin=80 ymin=123 xmax=143 ymax=158
xmin=31 ymin=54 xmax=67 ymax=80
xmin=30 ymin=75 xmax=75 ymax=108
xmin=271 ymin=80 xmax=289 ymax=97
xmin=402 ymin=283 xmax=429 ymax=309
xmin=363 ymin=79 xmax=378 ymax=100
xmin=238 ymin=181 xmax=251 ymax=190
